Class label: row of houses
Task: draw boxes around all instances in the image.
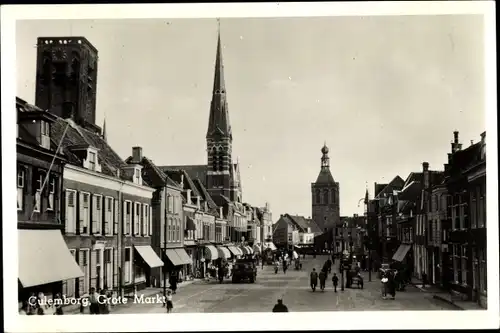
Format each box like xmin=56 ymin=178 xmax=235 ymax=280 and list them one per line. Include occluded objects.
xmin=273 ymin=214 xmax=322 ymax=251
xmin=365 ymin=130 xmax=487 ymax=308
xmin=17 ymin=34 xmax=275 ymax=304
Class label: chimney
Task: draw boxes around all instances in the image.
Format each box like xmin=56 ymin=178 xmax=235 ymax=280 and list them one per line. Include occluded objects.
xmin=470 ymin=140 xmax=474 ymax=146
xmin=423 ymin=162 xmax=430 ymax=189
xmin=186 ymin=189 xmax=192 ymax=204
xmin=481 ymin=131 xmax=486 ymax=142
xmin=453 ymin=131 xmax=459 ymax=144
xmin=132 ymin=147 xmax=142 ymax=162
xmin=62 ymin=101 xmax=75 ymax=120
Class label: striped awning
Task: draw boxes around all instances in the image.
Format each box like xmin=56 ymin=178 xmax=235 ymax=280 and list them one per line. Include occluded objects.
xmin=227 ymin=246 xmax=242 ymax=256
xmin=239 ymin=246 xmax=250 ymax=255
xmin=245 ymin=246 xmax=254 ymax=255
xmin=217 ymin=246 xmax=231 ymax=260
xmin=204 ymin=245 xmax=219 ymax=260
xmin=263 ymin=242 xmax=277 ymax=251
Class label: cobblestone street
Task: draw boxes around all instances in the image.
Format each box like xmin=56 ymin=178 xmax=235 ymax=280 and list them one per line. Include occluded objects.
xmin=105 ymin=255 xmax=457 ymax=314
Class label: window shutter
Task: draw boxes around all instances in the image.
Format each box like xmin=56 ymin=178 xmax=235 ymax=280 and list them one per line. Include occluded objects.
xmin=78 ymin=250 xmax=85 ymax=296
xmin=65 ymin=191 xmax=71 ymax=233
xmin=90 ymin=250 xmax=97 ymax=289
xmin=149 ymin=205 xmax=153 ymax=236
xmin=114 ymin=199 xmax=119 ymax=235
xmin=79 ymin=192 xmax=85 ymax=234
xmin=113 ymin=248 xmax=118 ymax=289
xmin=123 ymin=202 xmax=127 ymax=235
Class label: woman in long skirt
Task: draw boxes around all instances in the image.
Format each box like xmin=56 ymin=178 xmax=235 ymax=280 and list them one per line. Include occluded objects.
xmin=166 ymin=290 xmax=174 ymax=313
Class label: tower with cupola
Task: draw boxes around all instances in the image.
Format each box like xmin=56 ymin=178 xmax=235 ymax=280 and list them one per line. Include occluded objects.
xmin=311 ymin=143 xmax=340 ymax=231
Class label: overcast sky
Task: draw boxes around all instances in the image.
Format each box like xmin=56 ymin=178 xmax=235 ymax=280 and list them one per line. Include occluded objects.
xmin=16 ymin=15 xmax=485 ymax=220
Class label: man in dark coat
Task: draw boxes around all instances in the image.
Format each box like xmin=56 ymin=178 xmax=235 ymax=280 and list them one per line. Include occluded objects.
xmin=332 ymin=273 xmax=339 ymax=292
xmin=319 ymin=270 xmax=327 ymax=291
xmin=272 ymin=299 xmax=289 ymax=312
xmin=310 ymin=268 xmax=319 ymax=292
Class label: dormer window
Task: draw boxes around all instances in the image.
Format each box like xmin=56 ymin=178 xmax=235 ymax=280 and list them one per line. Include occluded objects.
xmin=88 ymin=151 xmax=96 ymax=171
xmin=134 ymin=168 xmax=141 ymax=184
xmin=40 ymin=120 xmax=51 ymax=149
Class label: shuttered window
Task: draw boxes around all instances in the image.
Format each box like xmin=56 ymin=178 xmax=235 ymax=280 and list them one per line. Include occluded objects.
xmin=113 ymin=199 xmax=119 ymax=235
xmin=79 ymin=248 xmax=89 ymax=296
xmin=65 ymin=190 xmax=77 ymax=234
xmin=79 ymin=193 xmax=90 ymax=234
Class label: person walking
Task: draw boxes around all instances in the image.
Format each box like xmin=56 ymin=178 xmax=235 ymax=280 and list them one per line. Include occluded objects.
xmin=326 ymin=259 xmax=332 ymax=273
xmin=332 ymin=273 xmax=339 ymax=292
xmin=272 ymin=299 xmax=289 ymax=312
xmin=54 ymin=293 xmax=64 ymax=315
xmin=283 ymin=259 xmax=288 ymax=274
xmin=310 ymin=268 xmax=318 ymax=292
xmin=381 ymin=273 xmax=389 ymax=299
xmin=319 ymin=270 xmax=327 ymax=292
xmin=274 ymin=260 xmax=279 ymax=274
xmin=98 ymin=289 xmax=110 ymax=314
xmin=88 ymin=287 xmax=100 ymax=314
xmin=166 ymin=289 xmax=174 ymax=313
xmin=169 ymin=272 xmax=178 ymax=294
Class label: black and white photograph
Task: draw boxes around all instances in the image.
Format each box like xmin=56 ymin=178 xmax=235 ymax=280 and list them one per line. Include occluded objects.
xmin=1 ymin=2 xmax=498 ymax=332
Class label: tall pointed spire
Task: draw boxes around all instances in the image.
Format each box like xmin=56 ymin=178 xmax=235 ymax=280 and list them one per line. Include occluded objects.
xmin=207 ymin=18 xmax=232 ymax=139
xmin=102 ymin=117 xmax=107 ymax=142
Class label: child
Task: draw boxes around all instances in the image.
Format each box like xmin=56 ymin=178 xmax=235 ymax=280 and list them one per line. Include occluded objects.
xmin=166 ymin=289 xmax=173 ymax=313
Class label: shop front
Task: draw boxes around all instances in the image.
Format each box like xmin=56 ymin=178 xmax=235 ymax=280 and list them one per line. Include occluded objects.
xmin=163 ymin=248 xmax=192 ymax=285
xmin=216 ymin=246 xmax=232 ymax=267
xmin=18 ymin=229 xmax=84 ymax=303
xmin=133 ymin=245 xmax=164 ymax=290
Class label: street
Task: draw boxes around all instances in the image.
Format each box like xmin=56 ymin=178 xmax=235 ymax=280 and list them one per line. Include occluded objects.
xmin=108 ymin=255 xmax=457 ymax=314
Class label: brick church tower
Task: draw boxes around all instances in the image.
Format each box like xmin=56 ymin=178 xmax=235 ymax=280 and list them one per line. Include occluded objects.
xmin=206 ymin=24 xmax=242 ymax=203
xmin=311 ymin=143 xmax=340 ymax=231
xmin=35 ymin=37 xmax=101 ymax=134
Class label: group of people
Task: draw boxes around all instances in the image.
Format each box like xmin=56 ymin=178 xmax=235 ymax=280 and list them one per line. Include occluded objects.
xmin=381 ymin=269 xmax=398 ymax=300
xmin=309 ymin=258 xmax=338 ymax=292
xmin=19 ymin=291 xmax=62 ymax=315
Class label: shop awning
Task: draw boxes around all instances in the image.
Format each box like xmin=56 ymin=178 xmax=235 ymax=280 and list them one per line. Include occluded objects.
xmin=174 ymin=248 xmax=192 ymax=265
xmin=239 ymin=246 xmax=249 ymax=255
xmin=227 ymin=246 xmax=242 ymax=256
xmin=204 ymin=245 xmax=219 ymax=260
xmin=165 ymin=249 xmax=184 ymax=266
xmin=134 ymin=245 xmax=164 ymax=268
xmin=217 ymin=246 xmax=231 ymax=260
xmin=392 ymin=244 xmax=411 ymax=262
xmin=264 ymin=242 xmax=277 ymax=251
xmin=252 ymin=244 xmax=261 ymax=253
xmin=245 ymin=246 xmax=254 ymax=254
xmin=18 ymin=229 xmax=84 ymax=288
xmin=186 ymin=216 xmax=196 ymax=231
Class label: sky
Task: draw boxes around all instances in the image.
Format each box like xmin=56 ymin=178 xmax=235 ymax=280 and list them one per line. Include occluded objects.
xmin=16 ymin=15 xmax=485 ymax=221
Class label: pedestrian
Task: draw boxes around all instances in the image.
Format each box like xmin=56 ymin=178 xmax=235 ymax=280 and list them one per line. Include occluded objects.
xmin=19 ymin=301 xmax=30 ymax=315
xmin=332 ymin=273 xmax=339 ymax=292
xmin=319 ymin=270 xmax=326 ymax=292
xmin=169 ymin=272 xmax=178 ymax=294
xmin=272 ymin=298 xmax=289 ymax=312
xmin=381 ymin=274 xmax=389 ymax=299
xmin=88 ymin=287 xmax=100 ymax=314
xmin=166 ymin=289 xmax=174 ymax=313
xmin=274 ymin=260 xmax=279 ymax=274
xmin=98 ymin=289 xmax=110 ymax=314
xmin=54 ymin=293 xmax=63 ymax=315
xmin=326 ymin=259 xmax=332 ymax=273
xmin=283 ymin=260 xmax=288 ymax=274
xmin=310 ymin=268 xmax=318 ymax=292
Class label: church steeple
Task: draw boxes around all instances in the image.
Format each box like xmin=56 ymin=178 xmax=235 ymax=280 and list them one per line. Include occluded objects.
xmin=207 ymin=19 xmax=232 ymax=139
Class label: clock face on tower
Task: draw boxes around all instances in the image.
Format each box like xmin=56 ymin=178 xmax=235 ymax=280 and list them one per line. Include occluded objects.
xmin=51 ymin=48 xmax=67 ymax=61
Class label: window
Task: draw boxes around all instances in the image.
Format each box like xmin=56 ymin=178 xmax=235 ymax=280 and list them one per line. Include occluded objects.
xmin=149 ymin=206 xmax=152 ymax=236
xmin=452 ymin=244 xmax=460 ymax=283
xmin=104 ymin=197 xmax=113 ymax=235
xmin=142 ymin=204 xmax=148 ymax=236
xmin=479 ymin=248 xmax=487 ymax=293
xmin=124 ymin=248 xmax=132 ymax=283
xmin=461 ymin=246 xmax=468 ymax=285
xmin=104 ymin=248 xmax=112 ymax=289
xmin=124 ymin=201 xmax=131 ymax=235
xmin=88 ymin=151 xmax=96 ymax=171
xmin=113 ymin=199 xmax=119 ymax=235
xmin=40 ymin=121 xmax=51 ymax=149
xmin=79 ymin=249 xmax=90 ymax=297
xmin=134 ymin=168 xmax=141 ymax=184
xmin=315 ymin=189 xmax=320 ymax=204
xmin=62 ymin=249 xmax=77 ymax=297
xmin=478 ymin=185 xmax=485 ymax=228
xmin=92 ymin=195 xmax=102 ymax=234
xmin=167 ymin=195 xmax=173 ymax=213
xmin=80 ymin=192 xmax=90 ymax=234
xmin=34 ymin=171 xmax=45 ymax=212
xmin=47 ymin=176 xmax=56 ymax=211
xmin=17 ymin=168 xmax=25 ymax=211
xmin=134 ymin=202 xmax=141 ymax=235
xmin=470 ymin=191 xmax=477 ymax=229
xmin=65 ymin=190 xmax=77 ymax=234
